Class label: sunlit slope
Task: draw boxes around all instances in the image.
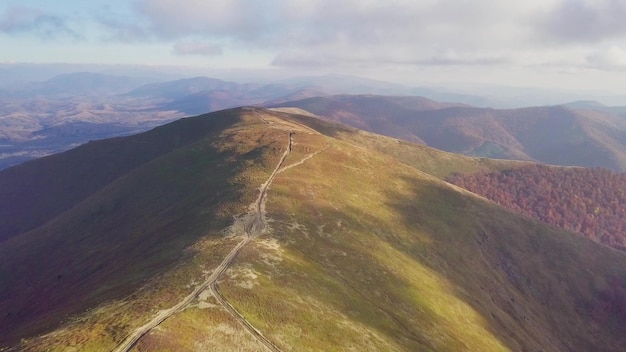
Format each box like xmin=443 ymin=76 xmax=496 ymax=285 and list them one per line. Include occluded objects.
xmin=270 ymin=109 xmax=525 ymax=178
xmin=213 ymin=110 xmax=626 ymax=351
xmin=4 ymin=108 xmax=626 ymax=351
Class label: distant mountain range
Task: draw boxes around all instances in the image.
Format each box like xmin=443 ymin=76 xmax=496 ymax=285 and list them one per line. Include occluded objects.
xmin=1 ymin=108 xmax=625 ymax=351
xmin=270 ymin=95 xmax=626 ymax=171
xmin=124 ymin=76 xmax=243 ymax=100
xmin=0 ymin=74 xmax=405 ymax=169
xmin=1 ymin=72 xmax=156 ymax=99
xmin=3 ymin=71 xmax=626 ymax=173
xmin=562 ymin=100 xmax=626 ymax=116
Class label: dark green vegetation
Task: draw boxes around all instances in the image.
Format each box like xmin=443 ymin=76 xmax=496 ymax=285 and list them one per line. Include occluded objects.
xmin=1 ymin=108 xmax=626 ymax=351
xmin=271 ymin=95 xmax=626 ymax=171
xmin=448 ymin=165 xmax=626 ymax=251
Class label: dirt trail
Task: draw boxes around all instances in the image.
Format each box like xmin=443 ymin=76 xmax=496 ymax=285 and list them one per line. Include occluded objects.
xmin=209 ymin=275 xmax=282 ymax=352
xmin=113 ymin=112 xmax=327 ymax=352
xmin=278 ymin=144 xmax=330 ymax=174
xmin=112 ymin=237 xmax=252 ymax=352
xmin=113 ymin=132 xmax=293 ymax=352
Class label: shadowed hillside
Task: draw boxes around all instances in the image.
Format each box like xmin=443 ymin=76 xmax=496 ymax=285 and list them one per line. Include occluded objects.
xmin=0 ymin=111 xmax=238 ymax=242
xmin=271 ymin=95 xmax=626 ymax=171
xmin=1 ymin=108 xmax=625 ymax=351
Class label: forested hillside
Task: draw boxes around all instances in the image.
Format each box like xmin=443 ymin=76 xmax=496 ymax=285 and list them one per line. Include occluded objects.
xmin=448 ymin=165 xmax=626 ymax=251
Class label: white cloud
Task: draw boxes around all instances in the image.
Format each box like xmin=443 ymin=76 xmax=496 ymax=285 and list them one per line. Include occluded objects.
xmin=587 ymin=45 xmax=626 ymax=68
xmin=538 ymin=0 xmax=626 ymax=43
xmin=10 ymin=0 xmax=626 ymax=88
xmin=0 ymin=6 xmax=79 ymax=39
xmin=133 ymin=0 xmax=278 ymax=39
xmin=126 ymin=0 xmax=586 ymax=70
xmin=173 ymin=40 xmax=222 ymax=56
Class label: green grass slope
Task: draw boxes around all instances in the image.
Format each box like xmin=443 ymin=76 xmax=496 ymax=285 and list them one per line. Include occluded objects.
xmin=2 ymin=108 xmax=626 ymax=351
xmin=270 ymin=109 xmax=524 ymax=179
xmin=220 ymin=111 xmax=626 ymax=351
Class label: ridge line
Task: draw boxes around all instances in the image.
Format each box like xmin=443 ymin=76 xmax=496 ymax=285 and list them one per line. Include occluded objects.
xmin=112 ymin=130 xmax=299 ymax=352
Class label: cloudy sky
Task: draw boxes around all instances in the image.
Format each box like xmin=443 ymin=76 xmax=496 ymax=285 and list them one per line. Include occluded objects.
xmin=2 ymin=0 xmax=626 ymax=92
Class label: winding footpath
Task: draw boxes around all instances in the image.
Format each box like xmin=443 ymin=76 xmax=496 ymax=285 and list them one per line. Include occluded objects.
xmin=113 ymin=131 xmax=294 ymax=352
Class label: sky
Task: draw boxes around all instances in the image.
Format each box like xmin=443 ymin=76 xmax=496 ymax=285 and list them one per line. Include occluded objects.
xmin=3 ymin=0 xmax=626 ymax=93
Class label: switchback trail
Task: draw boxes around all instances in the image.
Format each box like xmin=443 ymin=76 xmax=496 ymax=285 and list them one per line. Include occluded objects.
xmin=113 ymin=132 xmax=294 ymax=352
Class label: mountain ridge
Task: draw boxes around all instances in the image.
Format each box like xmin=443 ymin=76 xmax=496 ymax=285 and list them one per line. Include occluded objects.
xmin=1 ymin=108 xmax=625 ymax=351
xmin=270 ymin=95 xmax=626 ymax=171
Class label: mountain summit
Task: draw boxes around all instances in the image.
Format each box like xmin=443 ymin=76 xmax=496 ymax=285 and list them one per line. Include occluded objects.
xmin=1 ymin=108 xmax=625 ymax=351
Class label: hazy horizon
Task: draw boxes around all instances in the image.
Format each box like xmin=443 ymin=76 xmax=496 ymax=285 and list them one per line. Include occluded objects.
xmin=3 ymin=0 xmax=626 ymax=97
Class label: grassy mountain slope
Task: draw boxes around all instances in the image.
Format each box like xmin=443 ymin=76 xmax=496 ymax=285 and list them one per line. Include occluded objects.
xmin=269 ymin=108 xmax=525 ymax=179
xmin=1 ymin=108 xmax=625 ymax=351
xmin=0 ymin=108 xmax=280 ymax=345
xmin=0 ymin=112 xmax=235 ymax=242
xmin=271 ymin=95 xmax=626 ymax=171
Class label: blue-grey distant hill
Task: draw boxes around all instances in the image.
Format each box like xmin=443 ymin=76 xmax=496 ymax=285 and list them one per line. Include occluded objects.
xmin=2 ymin=72 xmax=155 ymax=98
